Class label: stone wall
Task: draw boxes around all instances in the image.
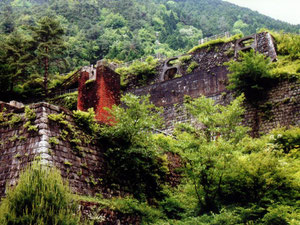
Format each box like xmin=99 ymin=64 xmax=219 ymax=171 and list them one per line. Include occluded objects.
xmin=132 ymin=79 xmax=300 ymax=136
xmin=127 ymin=32 xmax=300 ymax=136
xmin=78 ymin=63 xmax=120 ymax=124
xmin=0 ymin=102 xmax=105 ymax=197
xmin=244 ymin=79 xmax=300 ymax=136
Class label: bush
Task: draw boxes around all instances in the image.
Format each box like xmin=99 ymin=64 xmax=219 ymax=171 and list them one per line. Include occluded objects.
xmin=73 ymin=108 xmax=99 ymax=135
xmin=269 ymin=126 xmax=300 ymax=154
xmin=275 ymin=32 xmax=300 ymax=60
xmin=0 ymin=161 xmax=80 ymax=225
xmin=262 ymin=205 xmax=300 ymax=225
xmin=49 ymin=92 xmax=78 ymax=111
xmin=99 ymin=94 xmax=166 ymax=201
xmin=116 ymin=56 xmax=158 ymax=86
xmin=225 ymin=49 xmax=275 ymax=101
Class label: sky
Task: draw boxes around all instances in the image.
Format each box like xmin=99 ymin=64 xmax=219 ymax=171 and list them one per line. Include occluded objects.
xmin=223 ymin=0 xmax=300 ymax=25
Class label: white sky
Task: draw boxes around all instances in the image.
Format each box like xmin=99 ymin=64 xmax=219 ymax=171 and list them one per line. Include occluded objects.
xmin=223 ymin=0 xmax=300 ymax=25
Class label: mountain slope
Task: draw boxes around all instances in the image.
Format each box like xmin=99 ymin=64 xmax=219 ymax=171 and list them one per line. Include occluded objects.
xmin=0 ymin=0 xmax=299 ymax=66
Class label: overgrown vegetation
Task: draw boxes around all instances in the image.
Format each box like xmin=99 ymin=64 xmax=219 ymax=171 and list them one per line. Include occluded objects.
xmin=270 ymin=32 xmax=300 ymax=79
xmin=225 ymin=49 xmax=275 ymax=101
xmin=0 ymin=161 xmax=80 ymax=225
xmin=186 ymin=61 xmax=199 ymax=74
xmin=0 ymin=93 xmax=299 ymax=224
xmin=0 ymin=108 xmax=22 ymax=128
xmin=1 ymin=0 xmax=299 ymax=101
xmin=99 ymin=94 xmax=167 ymax=201
xmin=188 ymin=33 xmax=243 ymax=53
xmin=48 ymin=110 xmax=98 ymax=156
xmin=48 ymin=92 xmax=78 ymax=111
xmin=23 ymin=106 xmax=38 ymax=132
xmin=116 ymin=56 xmax=158 ymax=87
xmin=83 ymin=94 xmax=299 ymax=224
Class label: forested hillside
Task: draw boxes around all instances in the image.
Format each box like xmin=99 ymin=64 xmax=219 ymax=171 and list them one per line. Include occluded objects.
xmin=0 ymin=0 xmax=299 ymax=100
xmin=1 ymin=0 xmax=299 ymax=65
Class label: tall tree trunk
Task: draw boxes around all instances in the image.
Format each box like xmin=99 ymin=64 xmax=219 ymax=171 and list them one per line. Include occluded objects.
xmin=44 ymin=47 xmax=49 ymax=98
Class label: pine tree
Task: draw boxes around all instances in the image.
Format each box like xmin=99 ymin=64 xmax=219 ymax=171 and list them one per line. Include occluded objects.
xmin=32 ymin=16 xmax=65 ymax=97
xmin=0 ymin=31 xmax=34 ymax=94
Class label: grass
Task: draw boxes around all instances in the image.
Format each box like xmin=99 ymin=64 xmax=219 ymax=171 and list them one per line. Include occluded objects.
xmin=188 ymin=33 xmax=243 ymax=53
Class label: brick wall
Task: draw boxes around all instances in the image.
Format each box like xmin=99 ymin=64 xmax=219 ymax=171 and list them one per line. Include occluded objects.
xmin=77 ymin=63 xmax=120 ymax=124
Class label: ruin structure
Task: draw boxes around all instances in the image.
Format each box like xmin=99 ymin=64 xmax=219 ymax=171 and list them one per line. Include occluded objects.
xmin=1 ymin=32 xmax=299 ymax=199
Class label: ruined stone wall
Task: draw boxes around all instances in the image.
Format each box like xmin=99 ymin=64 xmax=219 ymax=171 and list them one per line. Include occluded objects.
xmin=128 ymin=32 xmax=299 ymax=136
xmin=244 ymin=79 xmax=300 ymax=136
xmin=78 ymin=64 xmax=120 ymax=124
xmin=131 ymin=78 xmax=300 ymax=136
xmin=0 ymin=102 xmax=105 ymax=197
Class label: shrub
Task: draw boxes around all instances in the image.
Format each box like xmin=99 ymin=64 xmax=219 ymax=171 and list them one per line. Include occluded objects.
xmin=262 ymin=205 xmax=300 ymax=225
xmin=73 ymin=108 xmax=99 ymax=135
xmin=225 ymin=49 xmax=275 ymax=101
xmin=99 ymin=94 xmax=166 ymax=201
xmin=49 ymin=92 xmax=78 ymax=111
xmin=0 ymin=161 xmax=80 ymax=225
xmin=269 ymin=126 xmax=300 ymax=154
xmin=116 ymin=56 xmax=158 ymax=86
xmin=275 ymin=32 xmax=300 ymax=60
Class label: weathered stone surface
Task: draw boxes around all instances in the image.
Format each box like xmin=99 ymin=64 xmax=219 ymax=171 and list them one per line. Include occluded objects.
xmin=0 ymin=103 xmax=105 ymax=197
xmin=77 ymin=64 xmax=120 ymax=124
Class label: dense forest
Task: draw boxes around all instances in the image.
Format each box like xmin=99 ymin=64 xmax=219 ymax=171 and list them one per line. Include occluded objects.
xmin=1 ymin=0 xmax=300 ymax=101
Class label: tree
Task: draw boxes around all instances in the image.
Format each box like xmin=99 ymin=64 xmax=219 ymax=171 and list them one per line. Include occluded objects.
xmin=99 ymin=94 xmax=166 ymax=200
xmin=0 ymin=161 xmax=80 ymax=225
xmin=0 ymin=31 xmax=35 ymax=96
xmin=32 ymin=16 xmax=66 ymax=97
xmin=225 ymin=49 xmax=274 ymax=101
xmin=175 ymin=95 xmax=249 ymax=213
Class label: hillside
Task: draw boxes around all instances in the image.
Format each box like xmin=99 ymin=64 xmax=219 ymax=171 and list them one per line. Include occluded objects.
xmin=0 ymin=0 xmax=299 ymax=65
xmin=1 ymin=0 xmax=300 ymax=102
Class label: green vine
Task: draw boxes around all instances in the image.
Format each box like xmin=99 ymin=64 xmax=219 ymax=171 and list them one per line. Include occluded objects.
xmin=48 ymin=112 xmax=96 ymax=157
xmin=0 ymin=108 xmax=22 ymax=128
xmin=23 ymin=106 xmax=38 ymax=132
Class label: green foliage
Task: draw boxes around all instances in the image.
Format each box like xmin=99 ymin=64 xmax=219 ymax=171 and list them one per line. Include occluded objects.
xmin=48 ymin=92 xmax=78 ymax=111
xmin=48 ymin=112 xmax=93 ymax=155
xmin=186 ymin=61 xmax=199 ymax=74
xmin=73 ymin=108 xmax=99 ymax=135
xmin=116 ymin=56 xmax=158 ymax=86
xmin=175 ymin=95 xmax=249 ymax=213
xmin=24 ymin=105 xmax=36 ymax=121
xmin=108 ymin=197 xmax=165 ymax=224
xmin=188 ymin=34 xmax=242 ymax=53
xmin=0 ymin=109 xmax=22 ymax=128
xmin=270 ymin=126 xmax=300 ymax=154
xmin=23 ymin=106 xmax=38 ymax=132
xmin=178 ymin=55 xmax=192 ymax=63
xmin=1 ymin=0 xmax=299 ymax=101
xmin=101 ymin=94 xmax=163 ymax=144
xmin=274 ymin=32 xmax=300 ymax=60
xmin=0 ymin=161 xmax=80 ymax=225
xmin=225 ymin=49 xmax=275 ymax=100
xmin=99 ymin=94 xmax=166 ymax=200
xmin=262 ymin=205 xmax=300 ymax=225
xmin=49 ymin=137 xmax=59 ymax=147
xmin=32 ymin=16 xmax=66 ymax=95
